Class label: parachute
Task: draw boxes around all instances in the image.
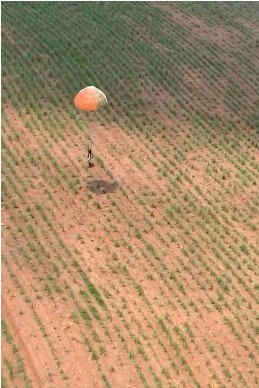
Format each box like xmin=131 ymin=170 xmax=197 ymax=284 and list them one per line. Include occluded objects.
xmin=74 ymin=86 xmax=107 ymax=111
xmin=74 ymin=86 xmax=107 ymax=165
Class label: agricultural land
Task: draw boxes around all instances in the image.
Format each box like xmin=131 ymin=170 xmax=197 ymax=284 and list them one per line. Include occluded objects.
xmin=2 ymin=2 xmax=259 ymax=387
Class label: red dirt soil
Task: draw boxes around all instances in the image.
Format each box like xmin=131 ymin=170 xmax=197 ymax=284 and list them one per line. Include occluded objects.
xmin=2 ymin=104 xmax=258 ymax=387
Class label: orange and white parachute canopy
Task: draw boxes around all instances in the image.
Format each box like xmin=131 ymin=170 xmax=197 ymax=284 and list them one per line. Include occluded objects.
xmin=74 ymin=86 xmax=107 ymax=111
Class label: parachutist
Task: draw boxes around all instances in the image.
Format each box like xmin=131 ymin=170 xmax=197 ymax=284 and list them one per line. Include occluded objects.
xmin=88 ymin=146 xmax=92 ymax=160
xmin=86 ymin=141 xmax=93 ymax=165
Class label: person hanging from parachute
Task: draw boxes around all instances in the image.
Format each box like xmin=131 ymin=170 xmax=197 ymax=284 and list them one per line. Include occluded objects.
xmin=74 ymin=86 xmax=107 ymax=166
xmin=86 ymin=139 xmax=93 ymax=164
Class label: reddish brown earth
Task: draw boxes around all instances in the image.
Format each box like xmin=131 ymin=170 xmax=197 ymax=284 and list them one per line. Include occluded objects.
xmin=2 ymin=1 xmax=259 ymax=386
xmin=2 ymin=101 xmax=259 ymax=388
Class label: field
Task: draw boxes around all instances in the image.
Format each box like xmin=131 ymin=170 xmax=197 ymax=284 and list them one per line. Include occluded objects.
xmin=1 ymin=2 xmax=259 ymax=387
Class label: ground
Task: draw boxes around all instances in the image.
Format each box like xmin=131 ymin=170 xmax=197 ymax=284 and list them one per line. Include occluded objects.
xmin=2 ymin=2 xmax=259 ymax=387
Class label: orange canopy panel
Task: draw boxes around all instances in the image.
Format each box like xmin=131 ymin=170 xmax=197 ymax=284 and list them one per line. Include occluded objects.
xmin=74 ymin=86 xmax=107 ymax=111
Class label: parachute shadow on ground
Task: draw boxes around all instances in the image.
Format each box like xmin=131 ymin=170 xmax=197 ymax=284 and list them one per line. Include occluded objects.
xmin=87 ymin=179 xmax=118 ymax=194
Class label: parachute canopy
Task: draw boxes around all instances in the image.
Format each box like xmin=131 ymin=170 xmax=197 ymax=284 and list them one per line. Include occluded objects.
xmin=74 ymin=86 xmax=107 ymax=111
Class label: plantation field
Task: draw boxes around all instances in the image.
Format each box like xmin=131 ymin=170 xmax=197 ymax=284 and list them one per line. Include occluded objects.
xmin=2 ymin=2 xmax=259 ymax=387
